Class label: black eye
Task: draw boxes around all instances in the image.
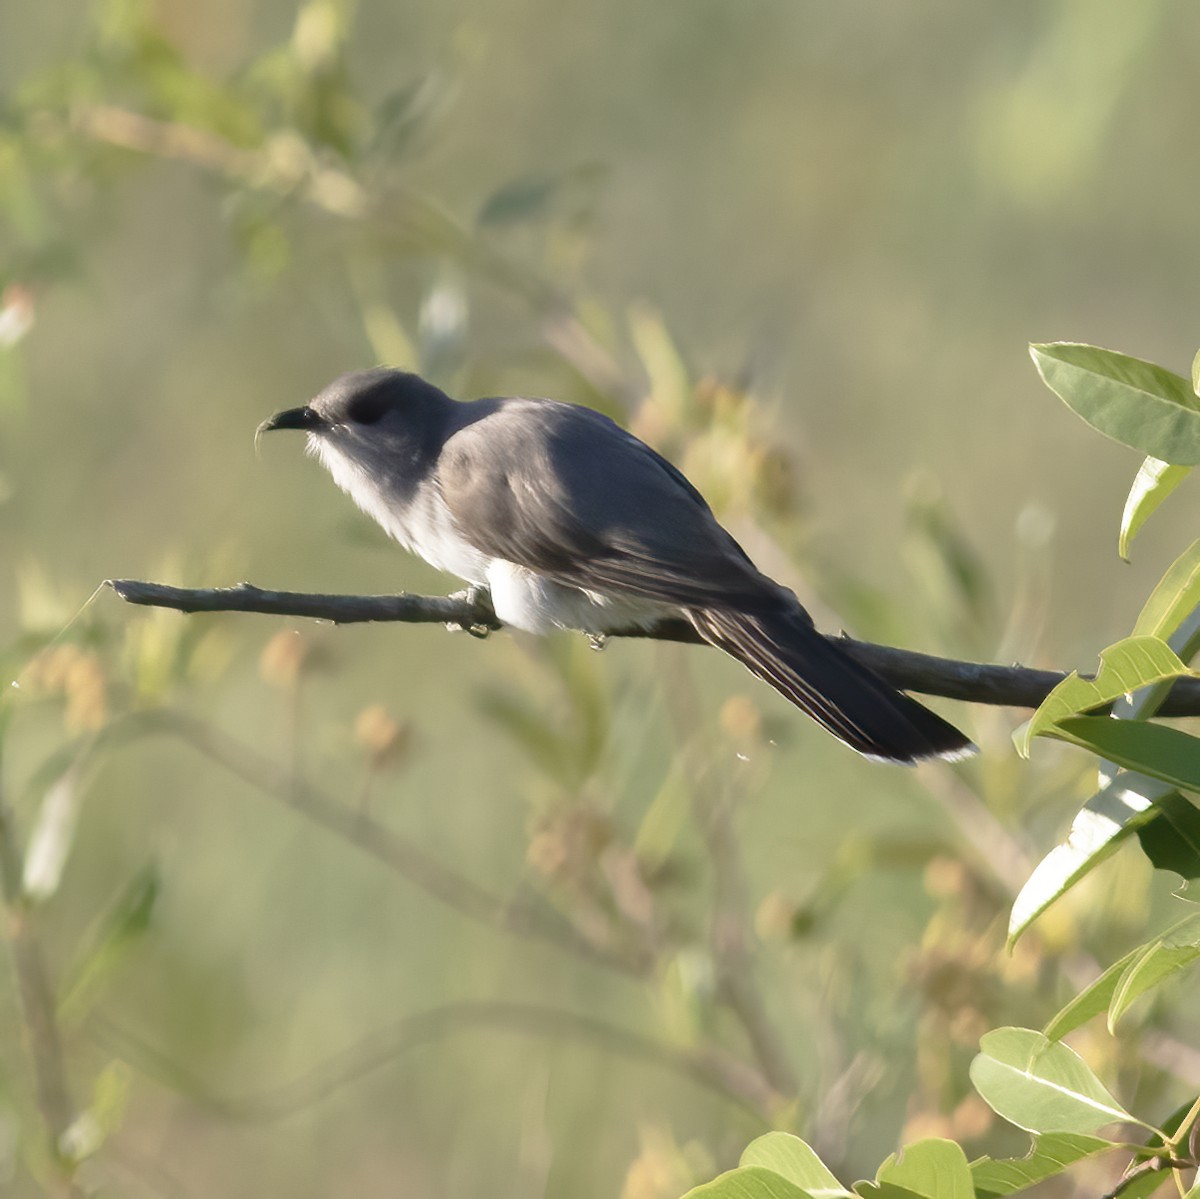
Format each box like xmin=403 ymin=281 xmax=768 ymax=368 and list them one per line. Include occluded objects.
xmin=346 ymin=391 xmax=391 ymax=425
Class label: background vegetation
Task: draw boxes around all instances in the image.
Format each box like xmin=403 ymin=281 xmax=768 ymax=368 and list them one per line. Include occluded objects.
xmin=1 ymin=2 xmax=1199 ymax=1197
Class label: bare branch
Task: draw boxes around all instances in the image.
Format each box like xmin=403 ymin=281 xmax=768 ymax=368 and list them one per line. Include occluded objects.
xmin=106 ymin=579 xmax=1200 ymax=713
xmin=107 ymin=708 xmax=650 ymax=978
xmin=92 ymin=1000 xmax=779 ymax=1124
xmin=657 ymin=646 xmax=798 ymax=1098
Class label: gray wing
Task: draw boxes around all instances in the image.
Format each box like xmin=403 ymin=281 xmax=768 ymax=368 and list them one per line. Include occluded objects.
xmin=436 ymin=398 xmax=782 ymax=613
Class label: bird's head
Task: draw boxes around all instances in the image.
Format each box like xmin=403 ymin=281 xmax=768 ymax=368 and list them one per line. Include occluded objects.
xmin=256 ymin=368 xmax=453 ymax=472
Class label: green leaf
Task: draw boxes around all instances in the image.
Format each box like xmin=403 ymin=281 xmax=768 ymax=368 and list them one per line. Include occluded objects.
xmin=630 ymin=304 xmax=690 ymax=424
xmin=1117 ymin=1169 xmax=1175 ymax=1199
xmin=1119 ymin=458 xmax=1191 ymax=560
xmin=1133 ymin=539 xmax=1200 ymax=640
xmin=970 ymin=1132 xmax=1115 ymax=1197
xmin=58 ymin=1060 xmax=132 ymax=1164
xmin=875 ymin=1139 xmax=973 ymax=1199
xmin=741 ymin=1134 xmax=851 ymax=1198
xmin=477 ymin=174 xmax=559 ymax=226
xmin=633 ymin=764 xmax=689 ymax=872
xmin=1015 ymin=637 xmax=1189 ymax=756
xmin=682 ymin=1166 xmax=813 ymax=1199
xmin=1049 ymin=717 xmax=1200 ymax=792
xmin=1043 ymin=911 xmax=1200 ymax=1039
xmin=969 ymin=1027 xmax=1143 ymax=1134
xmin=1107 ymin=912 xmax=1200 ymax=1030
xmin=58 ymin=864 xmax=159 ymax=1028
xmin=1043 ymin=948 xmax=1142 ymax=1041
xmin=1192 ymin=349 xmax=1200 ymax=397
xmin=1030 ymin=343 xmax=1200 ymax=463
xmin=1136 ymin=793 xmax=1200 ymax=880
xmin=853 ymin=1184 xmax=930 ymax=1199
xmin=1009 ymin=774 xmax=1169 ymax=944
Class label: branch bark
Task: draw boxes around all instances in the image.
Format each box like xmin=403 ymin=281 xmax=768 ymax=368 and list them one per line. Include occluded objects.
xmin=106 ymin=579 xmax=1200 ymax=714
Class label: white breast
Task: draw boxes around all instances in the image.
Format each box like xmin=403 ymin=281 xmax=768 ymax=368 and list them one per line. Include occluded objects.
xmin=313 ymin=438 xmax=490 ymax=583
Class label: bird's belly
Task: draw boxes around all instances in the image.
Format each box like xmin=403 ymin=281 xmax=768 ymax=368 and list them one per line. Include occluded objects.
xmin=486 ymin=560 xmax=676 ymax=635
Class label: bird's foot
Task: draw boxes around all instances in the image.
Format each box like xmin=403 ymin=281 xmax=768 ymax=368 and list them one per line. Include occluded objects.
xmin=446 ymin=586 xmax=496 ymax=639
xmin=586 ymin=633 xmax=609 ymax=652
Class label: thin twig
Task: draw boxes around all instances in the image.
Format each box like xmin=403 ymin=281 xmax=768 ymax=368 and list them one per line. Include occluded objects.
xmin=105 ymin=579 xmax=1200 ymax=713
xmin=90 ymin=1000 xmax=779 ymax=1124
xmin=0 ymin=786 xmax=81 ymax=1196
xmin=68 ymin=105 xmax=633 ymax=404
xmin=107 ymin=709 xmax=650 ymax=977
xmin=657 ymin=644 xmax=798 ymax=1099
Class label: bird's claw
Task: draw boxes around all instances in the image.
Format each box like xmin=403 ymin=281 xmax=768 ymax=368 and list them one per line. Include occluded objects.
xmin=587 ymin=633 xmax=608 ymax=652
xmin=446 ymin=586 xmax=495 ymax=639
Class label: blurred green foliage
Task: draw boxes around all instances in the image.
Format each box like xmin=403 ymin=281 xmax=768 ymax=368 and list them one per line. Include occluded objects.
xmin=1 ymin=2 xmax=1199 ymax=1198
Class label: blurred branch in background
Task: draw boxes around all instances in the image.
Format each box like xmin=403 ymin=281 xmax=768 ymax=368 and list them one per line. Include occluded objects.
xmin=106 ymin=577 xmax=1200 ymax=714
xmin=658 ymin=647 xmax=797 ymax=1100
xmin=0 ymin=768 xmax=82 ymax=1197
xmin=107 ymin=708 xmax=652 ymax=977
xmin=65 ymin=103 xmax=632 ymax=404
xmin=91 ymin=999 xmax=780 ymax=1124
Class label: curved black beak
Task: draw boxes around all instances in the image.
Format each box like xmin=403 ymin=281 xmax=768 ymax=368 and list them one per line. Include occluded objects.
xmin=257 ymin=406 xmax=324 ymax=436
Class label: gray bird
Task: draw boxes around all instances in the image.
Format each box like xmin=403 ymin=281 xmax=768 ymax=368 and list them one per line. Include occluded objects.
xmin=258 ymin=369 xmax=974 ymax=764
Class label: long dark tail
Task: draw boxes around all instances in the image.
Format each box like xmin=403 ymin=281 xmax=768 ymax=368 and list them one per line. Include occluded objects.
xmin=689 ymin=606 xmax=974 ymax=764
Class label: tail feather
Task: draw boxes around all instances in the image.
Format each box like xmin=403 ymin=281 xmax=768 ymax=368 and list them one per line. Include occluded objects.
xmin=690 ymin=607 xmax=975 ymax=764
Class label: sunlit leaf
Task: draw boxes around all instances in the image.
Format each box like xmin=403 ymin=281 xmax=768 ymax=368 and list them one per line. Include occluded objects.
xmin=969 ymin=1027 xmax=1144 ymax=1134
xmin=1030 ymin=343 xmax=1200 ymax=463
xmin=1015 ymin=637 xmax=1189 ymax=756
xmin=22 ymin=766 xmax=83 ymax=903
xmin=741 ymin=1134 xmax=852 ymax=1198
xmin=1009 ymin=773 xmax=1168 ymax=944
xmin=1107 ymin=912 xmax=1200 ymax=1030
xmin=58 ymin=1060 xmax=132 ymax=1164
xmin=970 ymin=1132 xmax=1115 ymax=1197
xmin=633 ymin=763 xmax=689 ymax=871
xmin=348 ymin=256 xmax=420 ymax=369
xmin=1119 ymin=457 xmax=1191 ymax=560
xmin=1049 ymin=717 xmax=1200 ymax=792
xmin=681 ymin=1166 xmax=813 ymax=1199
xmin=875 ymin=1139 xmax=973 ymax=1199
xmin=418 ymin=268 xmax=468 ymax=378
xmin=1193 ymin=349 xmax=1200 ymax=397
xmin=1133 ymin=539 xmax=1200 ymax=641
xmin=630 ymin=304 xmax=689 ymax=425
